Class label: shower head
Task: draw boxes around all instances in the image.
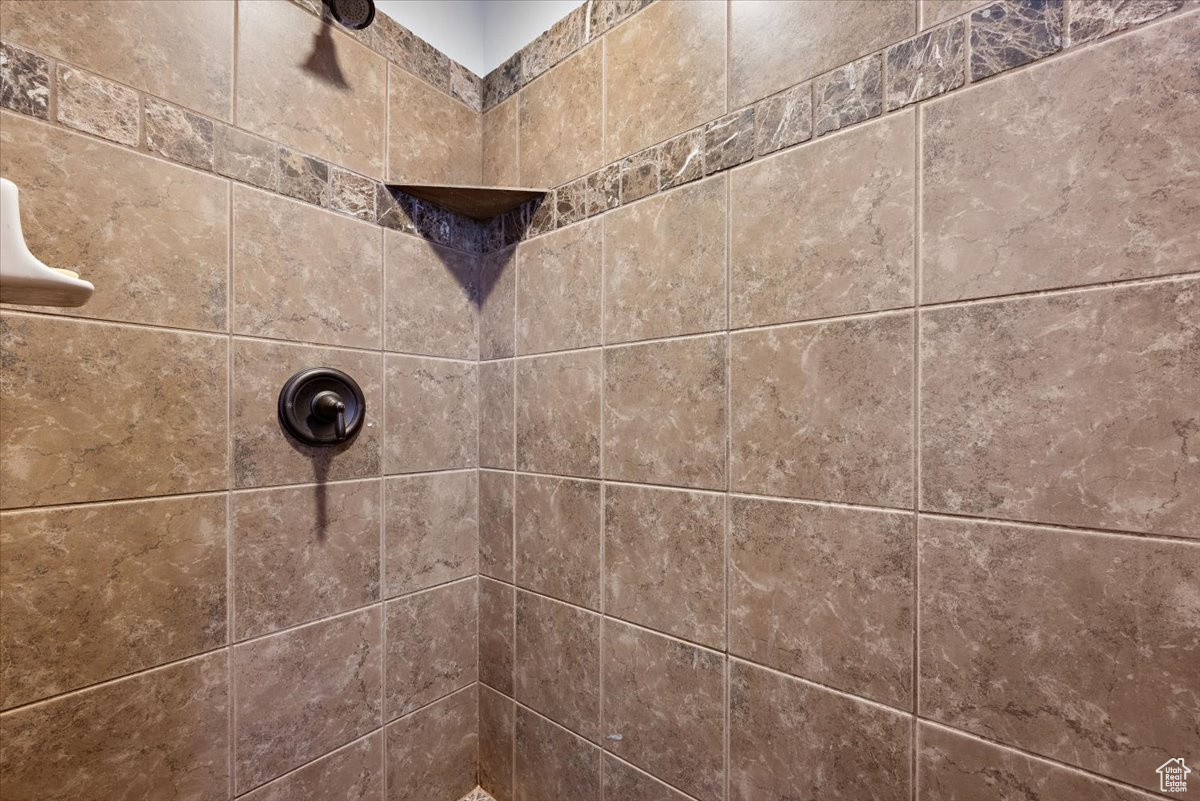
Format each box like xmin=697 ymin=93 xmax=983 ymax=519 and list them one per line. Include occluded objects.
xmin=325 ymin=0 xmax=375 ymax=30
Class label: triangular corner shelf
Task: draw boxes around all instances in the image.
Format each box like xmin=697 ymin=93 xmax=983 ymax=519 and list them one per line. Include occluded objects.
xmin=389 ymin=183 xmax=547 ymax=221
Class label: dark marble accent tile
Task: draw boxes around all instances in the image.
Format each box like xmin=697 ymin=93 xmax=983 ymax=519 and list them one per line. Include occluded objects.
xmin=587 ymin=0 xmax=654 ymax=39
xmin=603 ymin=756 xmax=691 ymax=801
xmin=480 ymin=470 xmax=515 ymax=580
xmin=384 ymin=471 xmax=478 ymax=595
xmin=919 ymin=724 xmax=1163 ymax=801
xmin=278 ymin=146 xmax=329 ymax=206
xmin=704 ymin=107 xmax=756 ymax=175
xmin=1067 ymin=0 xmax=1183 ymax=45
xmin=240 ymin=733 xmax=383 ymax=801
xmin=450 ymin=60 xmax=482 ymax=110
xmin=886 ymin=20 xmax=966 ymax=110
xmin=619 ymin=148 xmax=660 ymax=203
xmin=480 ymin=577 xmax=515 ymax=694
xmin=970 ymin=0 xmax=1063 ymax=81
xmin=0 ymin=41 xmax=49 ymax=118
xmin=556 ymin=175 xmax=589 ymax=226
xmin=483 ymin=51 xmax=522 ymax=110
xmin=515 ymin=591 xmax=601 ymax=740
xmin=480 ymin=686 xmax=515 ymax=801
xmin=374 ymin=13 xmax=450 ymax=92
xmin=920 ymin=517 xmax=1200 ymax=793
xmin=55 ymin=64 xmax=138 ymax=146
xmin=376 ymin=182 xmax=417 ymax=234
xmin=515 ymin=350 xmax=602 ymax=477
xmin=602 ymin=621 xmax=725 ymax=801
xmin=0 ymin=653 xmax=228 ymax=801
xmin=482 ymin=214 xmax=507 ymax=253
xmin=330 ymin=166 xmax=376 ymax=220
xmin=729 ymin=659 xmax=912 ymax=801
xmin=214 ymin=124 xmax=278 ymax=190
xmin=658 ymin=128 xmax=705 ymax=190
xmin=143 ymin=96 xmax=214 ymax=170
xmin=500 ymin=203 xmax=532 ymax=249
xmin=234 ymin=609 xmax=382 ymax=791
xmin=753 ymin=82 xmax=813 ymax=157
xmin=514 ymin=705 xmax=602 ymax=801
xmin=515 ymin=474 xmax=602 ymax=609
xmin=385 ymin=687 xmax=477 ymax=801
xmin=527 ymin=193 xmax=556 ymax=237
xmin=584 ymin=163 xmax=620 ymax=217
xmin=385 ymin=581 xmax=477 ymax=719
xmin=409 ymin=197 xmax=457 ymax=248
xmin=479 ymin=360 xmax=515 ymax=468
xmin=479 ymin=248 xmax=516 ymax=362
xmin=522 ymin=6 xmax=586 ymax=83
xmin=814 ymin=53 xmax=883 ymax=136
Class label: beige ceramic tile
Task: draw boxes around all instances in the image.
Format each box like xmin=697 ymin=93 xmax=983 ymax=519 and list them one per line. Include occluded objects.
xmin=921 ymin=280 xmax=1199 ymax=537
xmin=604 ymin=484 xmax=724 ymax=647
xmin=232 ymin=338 xmax=382 ymax=488
xmin=240 ymin=733 xmax=383 ymax=801
xmin=480 ymin=576 xmax=515 ymax=694
xmin=480 ymin=470 xmax=515 ymax=581
xmin=0 ymin=652 xmax=228 ymax=801
xmin=388 ymin=64 xmax=482 ymax=184
xmin=385 ymin=580 xmax=478 ymax=719
xmin=516 ymin=351 xmax=602 ymax=477
xmin=0 ymin=0 xmax=233 ymax=119
xmin=520 ymin=42 xmax=604 ymax=188
xmin=602 ymin=621 xmax=725 ymax=801
xmin=480 ymin=361 xmax=515 ymax=470
xmin=480 ymin=685 xmax=515 ymax=801
xmin=514 ymin=705 xmax=602 ymax=801
xmin=515 ymin=474 xmax=602 ymax=609
xmin=234 ymin=607 xmax=383 ymax=791
xmin=730 ymin=112 xmax=915 ymax=328
xmin=922 ymin=14 xmax=1200 ymax=302
xmin=920 ymin=516 xmax=1200 ymax=793
xmin=919 ymin=724 xmax=1163 ymax=801
xmin=517 ymin=220 xmax=602 ymax=355
xmin=0 ymin=496 xmax=226 ymax=709
xmin=233 ymin=480 xmax=380 ymax=639
xmin=1 ymin=315 xmax=227 ymax=509
xmin=730 ymin=0 xmax=915 ymax=107
xmin=603 ymin=756 xmax=692 ymax=801
xmin=233 ymin=186 xmax=383 ymax=349
xmin=604 ymin=176 xmax=727 ymax=343
xmin=480 ymin=248 xmax=517 ymax=361
xmin=385 ymin=231 xmax=477 ymax=359
xmin=731 ymin=313 xmax=914 ymax=507
xmin=237 ymin=0 xmax=386 ymax=176
xmin=386 ymin=686 xmax=478 ymax=801
xmin=729 ymin=659 xmax=912 ymax=801
xmin=383 ymin=471 xmax=477 ymax=595
xmin=483 ymin=97 xmax=520 ymax=186
xmin=515 ymin=591 xmax=601 ymax=741
xmin=922 ymin=0 xmax=989 ymax=28
xmin=384 ymin=355 xmax=477 ymax=474
xmin=605 ymin=0 xmax=726 ymax=160
xmin=604 ymin=336 xmax=727 ymax=490
xmin=0 ymin=114 xmax=228 ymax=331
xmin=729 ymin=496 xmax=913 ymax=707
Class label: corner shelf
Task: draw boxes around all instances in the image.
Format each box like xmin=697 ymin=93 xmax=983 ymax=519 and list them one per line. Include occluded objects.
xmin=388 ymin=183 xmax=547 ymax=221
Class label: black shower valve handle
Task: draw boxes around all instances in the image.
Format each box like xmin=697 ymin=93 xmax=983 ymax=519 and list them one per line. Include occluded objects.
xmin=311 ymin=390 xmax=348 ymax=441
xmin=278 ymin=368 xmax=365 ymax=447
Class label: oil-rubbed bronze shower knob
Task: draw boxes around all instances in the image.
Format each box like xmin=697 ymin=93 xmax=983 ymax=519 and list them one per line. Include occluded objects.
xmin=277 ymin=368 xmax=365 ymax=446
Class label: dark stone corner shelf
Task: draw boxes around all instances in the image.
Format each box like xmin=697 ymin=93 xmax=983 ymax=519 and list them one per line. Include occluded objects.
xmin=388 ymin=183 xmax=547 ymax=221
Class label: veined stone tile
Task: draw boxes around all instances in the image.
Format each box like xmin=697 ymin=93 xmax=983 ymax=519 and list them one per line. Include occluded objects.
xmin=233 ymin=480 xmax=380 ymax=639
xmin=385 ymin=581 xmax=477 ymax=718
xmin=240 ymin=733 xmax=383 ymax=801
xmin=521 ymin=6 xmax=585 ymax=83
xmin=583 ymin=164 xmax=619 ymax=217
xmin=514 ymin=705 xmax=601 ymax=801
xmin=922 ymin=13 xmax=1200 ymax=301
xmin=479 ymin=470 xmax=515 ymax=580
xmin=517 ymin=221 xmax=602 ymax=355
xmin=921 ymin=280 xmax=1200 ymax=538
xmin=555 ymin=176 xmax=588 ymax=226
xmin=586 ymin=0 xmax=653 ymax=39
xmin=0 ymin=495 xmax=226 ymax=709
xmin=658 ymin=128 xmax=705 ymax=189
xmin=214 ymin=124 xmax=278 ymax=190
xmin=515 ymin=474 xmax=602 ymax=609
xmin=729 ymin=497 xmax=913 ymax=708
xmin=1 ymin=315 xmax=227 ymax=508
xmin=970 ymin=0 xmax=1063 ymax=81
xmin=515 ymin=591 xmax=602 ymax=741
xmin=479 ymin=577 xmax=515 ymax=694
xmin=1066 ymin=0 xmax=1183 ymax=45
xmin=753 ymin=82 xmax=813 ymax=157
xmin=383 ymin=471 xmax=478 ymax=595
xmin=618 ymin=148 xmax=660 ymax=203
xmin=376 ymin=182 xmax=417 ymax=233
xmin=602 ymin=621 xmax=725 ymax=801
xmin=277 ymin=147 xmax=330 ymax=206
xmin=144 ymin=96 xmax=214 ymax=170
xmin=480 ymin=361 xmax=515 ymax=469
xmin=388 ymin=64 xmax=482 ymax=185
xmin=384 ymin=230 xmax=477 ymax=359
xmin=483 ymin=51 xmax=522 ymax=111
xmin=330 ymin=167 xmax=377 ymax=221
xmin=704 ymin=107 xmax=756 ymax=174
xmin=527 ymin=193 xmax=557 ymax=236
xmin=520 ymin=42 xmax=603 ymax=188
xmin=0 ymin=653 xmax=229 ymax=801
xmin=0 ymin=41 xmax=48 ymax=118
xmin=55 ymin=64 xmax=138 ymax=145
xmin=374 ymin=12 xmax=450 ymax=93
xmin=384 ymin=355 xmax=478 ymax=474
xmin=483 ymin=98 xmax=519 ymax=186
xmin=885 ymin=19 xmax=966 ymax=110
xmin=480 ymin=686 xmax=515 ymax=801
xmin=385 ymin=687 xmax=477 ymax=801
xmin=814 ymin=53 xmax=883 ymax=136
xmin=919 ymin=517 xmax=1200 ymax=792
xmin=450 ymin=61 xmax=482 ymax=111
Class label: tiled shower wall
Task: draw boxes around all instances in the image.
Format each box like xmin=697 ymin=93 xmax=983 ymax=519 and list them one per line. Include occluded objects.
xmin=475 ymin=2 xmax=1199 ymax=801
xmin=1 ymin=2 xmax=485 ymax=799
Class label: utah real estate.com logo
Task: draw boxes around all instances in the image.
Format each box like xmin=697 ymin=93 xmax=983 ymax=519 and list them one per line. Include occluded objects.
xmin=1157 ymin=757 xmax=1191 ymax=793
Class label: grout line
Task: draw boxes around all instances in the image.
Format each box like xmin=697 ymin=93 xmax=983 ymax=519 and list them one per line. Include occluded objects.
xmin=910 ymin=97 xmax=923 ymax=801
